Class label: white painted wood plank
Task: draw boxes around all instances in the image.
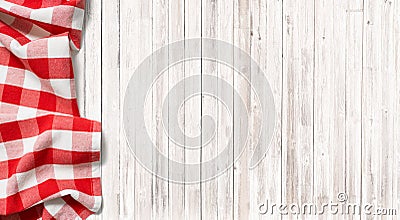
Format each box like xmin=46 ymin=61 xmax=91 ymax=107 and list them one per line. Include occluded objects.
xmin=215 ymin=0 xmax=235 ymax=219
xmin=395 ymin=0 xmax=400 ymax=215
xmin=83 ymin=0 xmax=102 ymax=122
xmin=362 ymin=3 xmax=382 ymax=219
xmin=119 ymin=0 xmax=152 ymax=219
xmin=232 ymin=0 xmax=251 ymax=219
xmin=379 ymin=1 xmax=397 ymax=217
xmin=344 ymin=1 xmax=363 ymax=220
xmin=152 ymin=0 xmax=169 ymax=218
xmin=249 ymin=0 xmax=282 ymax=219
xmin=362 ymin=0 xmax=397 ymax=219
xmin=201 ymin=0 xmax=218 ymax=218
xmin=101 ymin=0 xmax=120 ymax=219
xmin=313 ymin=0 xmax=346 ymax=219
xmin=216 ymin=0 xmax=235 ymax=219
xmin=168 ymin=0 xmax=185 ymax=219
xmin=184 ymin=0 xmax=202 ymax=219
xmin=282 ymin=0 xmax=315 ymax=219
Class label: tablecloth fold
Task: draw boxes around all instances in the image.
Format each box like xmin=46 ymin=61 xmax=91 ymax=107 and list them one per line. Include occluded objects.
xmin=0 ymin=0 xmax=102 ymax=219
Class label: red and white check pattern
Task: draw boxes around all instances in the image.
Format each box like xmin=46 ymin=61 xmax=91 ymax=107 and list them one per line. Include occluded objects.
xmin=0 ymin=0 xmax=101 ymax=219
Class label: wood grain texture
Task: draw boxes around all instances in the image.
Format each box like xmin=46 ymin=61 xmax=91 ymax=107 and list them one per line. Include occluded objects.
xmin=282 ymin=0 xmax=315 ymax=219
xmin=152 ymin=0 xmax=169 ymax=219
xmin=168 ymin=0 xmax=185 ymax=219
xmin=249 ymin=0 xmax=282 ymax=219
xmin=314 ymin=0 xmax=346 ymax=219
xmin=362 ymin=1 xmax=397 ymax=220
xmin=232 ymin=0 xmax=251 ymax=219
xmin=345 ymin=1 xmax=363 ymax=220
xmin=74 ymin=0 xmax=400 ymax=219
xmin=184 ymin=0 xmax=202 ymax=219
xmin=201 ymin=0 xmax=218 ymax=218
xmin=215 ymin=1 xmax=235 ymax=220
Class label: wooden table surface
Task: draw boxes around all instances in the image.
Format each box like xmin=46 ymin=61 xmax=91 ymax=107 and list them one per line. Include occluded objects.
xmin=73 ymin=0 xmax=400 ymax=219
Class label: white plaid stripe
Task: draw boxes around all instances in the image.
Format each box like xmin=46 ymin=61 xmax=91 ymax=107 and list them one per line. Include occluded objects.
xmin=0 ymin=65 xmax=76 ymax=99
xmin=71 ymin=7 xmax=84 ymax=30
xmin=0 ymin=179 xmax=6 ymax=198
xmin=29 ymin=8 xmax=54 ymax=24
xmin=16 ymin=169 xmax=38 ymax=192
xmin=47 ymin=36 xmax=70 ymax=58
xmin=43 ymin=198 xmax=65 ymax=216
xmin=1 ymin=129 xmax=100 ymax=161
xmin=0 ymin=1 xmax=14 ymax=11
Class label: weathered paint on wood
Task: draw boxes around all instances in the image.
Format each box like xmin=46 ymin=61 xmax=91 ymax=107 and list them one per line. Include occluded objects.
xmin=73 ymin=0 xmax=400 ymax=219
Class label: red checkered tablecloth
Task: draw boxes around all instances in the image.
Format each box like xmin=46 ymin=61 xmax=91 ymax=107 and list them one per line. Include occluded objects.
xmin=0 ymin=0 xmax=102 ymax=219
